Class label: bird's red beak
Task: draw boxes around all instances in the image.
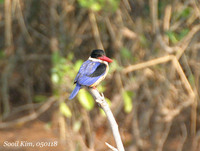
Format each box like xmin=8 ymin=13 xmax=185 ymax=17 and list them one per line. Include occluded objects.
xmin=98 ymin=56 xmax=113 ymax=63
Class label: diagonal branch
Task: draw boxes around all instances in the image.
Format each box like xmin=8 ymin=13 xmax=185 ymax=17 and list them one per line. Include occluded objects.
xmin=88 ymin=88 xmax=125 ymax=151
xmin=0 ymin=97 xmax=57 ymax=129
xmin=89 ymin=11 xmax=104 ymax=50
xmin=122 ymin=55 xmax=174 ymax=74
xmin=105 ymin=142 xmax=118 ymax=151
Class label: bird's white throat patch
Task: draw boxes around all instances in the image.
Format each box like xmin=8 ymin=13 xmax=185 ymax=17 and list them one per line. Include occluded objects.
xmin=88 ymin=57 xmax=108 ymax=65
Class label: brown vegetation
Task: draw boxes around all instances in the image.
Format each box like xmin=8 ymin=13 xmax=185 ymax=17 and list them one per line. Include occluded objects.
xmin=0 ymin=0 xmax=200 ymax=151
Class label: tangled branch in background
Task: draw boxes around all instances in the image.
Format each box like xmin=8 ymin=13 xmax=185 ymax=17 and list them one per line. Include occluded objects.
xmin=1 ymin=0 xmax=200 ymax=150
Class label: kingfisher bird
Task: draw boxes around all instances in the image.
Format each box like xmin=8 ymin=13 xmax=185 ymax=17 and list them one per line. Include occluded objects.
xmin=69 ymin=49 xmax=113 ymax=100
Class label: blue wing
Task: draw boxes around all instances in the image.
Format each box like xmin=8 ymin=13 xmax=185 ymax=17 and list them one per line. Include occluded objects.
xmin=74 ymin=60 xmax=105 ymax=86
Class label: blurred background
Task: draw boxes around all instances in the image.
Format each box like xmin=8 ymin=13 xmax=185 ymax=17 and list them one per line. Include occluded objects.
xmin=0 ymin=0 xmax=200 ymax=151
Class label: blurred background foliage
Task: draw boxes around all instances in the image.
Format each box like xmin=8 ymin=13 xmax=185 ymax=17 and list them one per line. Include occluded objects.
xmin=0 ymin=0 xmax=200 ymax=151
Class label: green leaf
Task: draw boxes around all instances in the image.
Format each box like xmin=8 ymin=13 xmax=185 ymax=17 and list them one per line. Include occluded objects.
xmin=189 ymin=74 xmax=195 ymax=87
xmin=120 ymin=47 xmax=132 ymax=59
xmin=97 ymin=85 xmax=106 ymax=93
xmin=173 ymin=7 xmax=192 ymax=21
xmin=73 ymin=121 xmax=82 ymax=132
xmin=44 ymin=122 xmax=52 ymax=130
xmin=122 ymin=90 xmax=133 ymax=113
xmin=166 ymin=28 xmax=189 ymax=44
xmin=78 ymin=89 xmax=94 ymax=111
xmin=59 ymin=102 xmax=72 ymax=118
xmin=67 ymin=52 xmax=74 ymax=61
xmin=107 ymin=0 xmax=120 ymax=12
xmin=91 ymin=3 xmax=102 ymax=11
xmin=178 ymin=28 xmax=189 ymax=40
xmin=51 ymin=73 xmax=59 ymax=84
xmin=51 ymin=51 xmax=74 ymax=86
xmin=34 ymin=95 xmax=47 ymax=103
xmin=74 ymin=60 xmax=83 ymax=72
xmin=0 ymin=51 xmax=5 ymax=59
xmin=78 ymin=0 xmax=119 ymax=12
xmin=109 ymin=59 xmax=121 ymax=72
xmin=78 ymin=0 xmax=103 ymax=11
xmin=0 ymin=0 xmax=4 ymax=4
xmin=179 ymin=7 xmax=191 ymax=18
xmin=166 ymin=31 xmax=178 ymax=44
xmin=52 ymin=51 xmax=60 ymax=64
xmin=139 ymin=35 xmax=148 ymax=47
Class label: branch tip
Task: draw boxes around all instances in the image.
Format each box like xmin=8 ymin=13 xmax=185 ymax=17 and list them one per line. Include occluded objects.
xmin=105 ymin=142 xmax=118 ymax=151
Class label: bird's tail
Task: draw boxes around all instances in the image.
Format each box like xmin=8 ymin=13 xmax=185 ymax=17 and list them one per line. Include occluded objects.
xmin=69 ymin=84 xmax=81 ymax=100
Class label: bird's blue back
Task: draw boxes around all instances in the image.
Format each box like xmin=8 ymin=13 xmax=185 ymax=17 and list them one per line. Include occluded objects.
xmin=74 ymin=60 xmax=105 ymax=86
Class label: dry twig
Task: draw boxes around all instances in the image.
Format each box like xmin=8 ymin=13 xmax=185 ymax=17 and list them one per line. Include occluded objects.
xmin=122 ymin=53 xmax=196 ymax=125
xmin=4 ymin=0 xmax=13 ymax=48
xmin=0 ymin=97 xmax=57 ymax=129
xmin=88 ymin=88 xmax=125 ymax=151
xmin=105 ymin=142 xmax=118 ymax=151
xmin=122 ymin=55 xmax=174 ymax=74
xmin=16 ymin=0 xmax=33 ymax=44
xmin=89 ymin=11 xmax=104 ymax=49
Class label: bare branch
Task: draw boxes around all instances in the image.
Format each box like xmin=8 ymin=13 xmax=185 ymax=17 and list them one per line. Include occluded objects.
xmin=122 ymin=55 xmax=174 ymax=74
xmin=4 ymin=0 xmax=13 ymax=47
xmin=16 ymin=0 xmax=33 ymax=44
xmin=105 ymin=142 xmax=118 ymax=151
xmin=0 ymin=97 xmax=57 ymax=129
xmin=89 ymin=11 xmax=104 ymax=50
xmin=88 ymin=88 xmax=125 ymax=151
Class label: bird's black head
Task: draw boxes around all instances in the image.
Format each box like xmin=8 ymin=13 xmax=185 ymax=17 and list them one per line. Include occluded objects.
xmin=90 ymin=49 xmax=113 ymax=63
xmin=90 ymin=49 xmax=105 ymax=58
